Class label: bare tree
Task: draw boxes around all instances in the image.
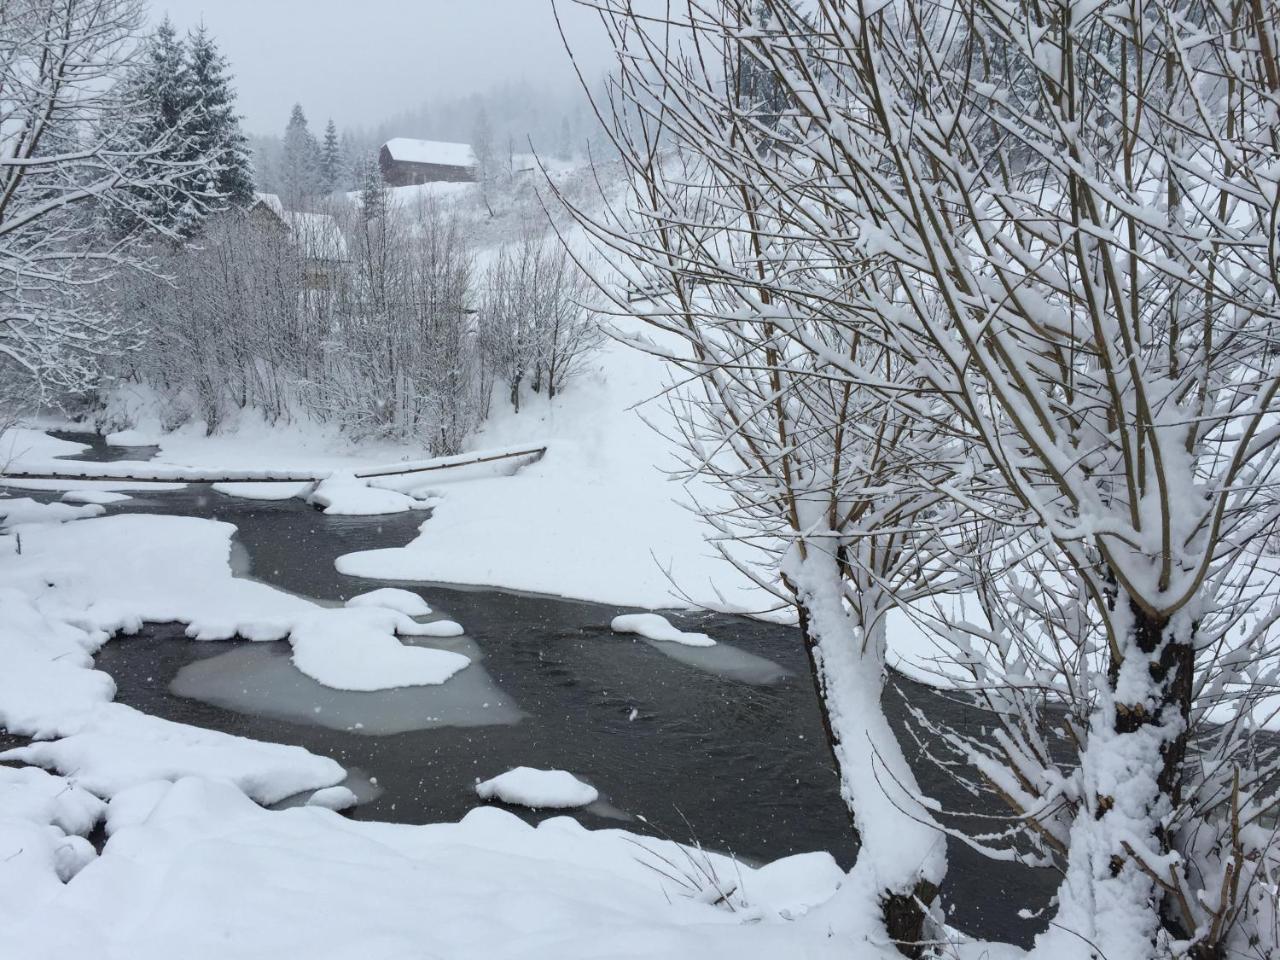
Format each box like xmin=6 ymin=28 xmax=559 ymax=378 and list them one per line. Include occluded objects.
xmin=559 ymin=0 xmax=1280 ymax=955
xmin=0 ymin=0 xmax=205 ymax=406
xmin=481 ymin=232 xmax=603 ymax=411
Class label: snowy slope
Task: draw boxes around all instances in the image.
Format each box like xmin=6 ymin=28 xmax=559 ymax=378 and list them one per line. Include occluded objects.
xmin=336 ymin=328 xmax=766 ymax=612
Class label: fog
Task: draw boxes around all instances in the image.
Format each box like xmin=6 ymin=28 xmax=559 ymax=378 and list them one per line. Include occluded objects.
xmin=151 ymin=0 xmax=616 ymax=135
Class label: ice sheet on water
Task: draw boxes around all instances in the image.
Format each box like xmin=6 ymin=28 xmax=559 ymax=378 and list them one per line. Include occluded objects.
xmin=637 ymin=637 xmax=789 ymax=686
xmin=170 ymin=637 xmax=523 ymax=735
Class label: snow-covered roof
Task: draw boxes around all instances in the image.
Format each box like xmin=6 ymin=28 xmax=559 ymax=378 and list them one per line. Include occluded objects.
xmin=284 ymin=212 xmax=348 ymax=262
xmin=382 ymin=138 xmax=476 ymax=168
xmin=252 ymin=192 xmax=285 ymax=217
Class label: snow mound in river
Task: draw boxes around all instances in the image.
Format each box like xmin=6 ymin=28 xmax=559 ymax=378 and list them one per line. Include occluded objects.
xmin=346 ymin=587 xmax=433 ymax=617
xmin=308 ymin=472 xmax=431 ymax=515
xmin=476 ymin=767 xmax=599 ymax=809
xmin=611 ymin=613 xmax=716 ymax=647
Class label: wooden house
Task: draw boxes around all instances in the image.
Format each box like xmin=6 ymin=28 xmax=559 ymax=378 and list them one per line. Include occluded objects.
xmin=379 ymin=138 xmax=477 ymax=186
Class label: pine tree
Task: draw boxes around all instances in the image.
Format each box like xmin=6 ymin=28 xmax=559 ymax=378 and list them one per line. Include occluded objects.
xmin=110 ymin=17 xmax=201 ymax=238
xmin=357 ymin=154 xmax=389 ymax=221
xmin=108 ymin=19 xmax=253 ymax=239
xmin=186 ymin=24 xmax=254 ymax=211
xmin=280 ymin=104 xmax=321 ymax=210
xmin=319 ymin=119 xmax=341 ymax=195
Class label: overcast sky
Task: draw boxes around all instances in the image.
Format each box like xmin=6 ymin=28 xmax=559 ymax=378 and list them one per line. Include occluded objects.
xmin=150 ymin=1 xmax=615 ymax=135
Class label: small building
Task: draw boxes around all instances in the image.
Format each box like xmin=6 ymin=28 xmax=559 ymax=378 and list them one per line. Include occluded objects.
xmin=283 ymin=211 xmax=349 ymax=291
xmin=246 ymin=192 xmax=289 ymax=234
xmin=379 ymin=138 xmax=477 ymax=186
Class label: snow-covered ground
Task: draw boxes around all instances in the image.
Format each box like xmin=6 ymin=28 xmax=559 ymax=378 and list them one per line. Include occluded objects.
xmin=2 ymin=776 xmax=880 ymax=960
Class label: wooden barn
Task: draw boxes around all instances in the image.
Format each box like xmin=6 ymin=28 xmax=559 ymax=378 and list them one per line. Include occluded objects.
xmin=379 ymin=138 xmax=477 ymax=186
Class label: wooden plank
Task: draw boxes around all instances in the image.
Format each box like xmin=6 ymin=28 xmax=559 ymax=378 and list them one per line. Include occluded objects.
xmin=0 ymin=446 xmax=547 ymax=485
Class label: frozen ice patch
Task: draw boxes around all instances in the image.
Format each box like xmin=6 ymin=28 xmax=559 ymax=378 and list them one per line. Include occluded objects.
xmin=171 ymin=638 xmax=521 ymax=735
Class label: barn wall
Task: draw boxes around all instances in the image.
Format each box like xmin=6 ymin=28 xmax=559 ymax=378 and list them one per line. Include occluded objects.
xmin=378 ymin=147 xmax=477 ymax=187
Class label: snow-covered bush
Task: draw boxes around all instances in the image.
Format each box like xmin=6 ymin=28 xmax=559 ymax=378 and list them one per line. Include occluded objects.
xmin=480 ymin=232 xmax=603 ymax=411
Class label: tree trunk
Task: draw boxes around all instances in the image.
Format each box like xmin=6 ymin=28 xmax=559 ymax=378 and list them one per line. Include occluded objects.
xmin=1044 ymin=592 xmax=1196 ymax=960
xmin=784 ymin=542 xmax=945 ymax=956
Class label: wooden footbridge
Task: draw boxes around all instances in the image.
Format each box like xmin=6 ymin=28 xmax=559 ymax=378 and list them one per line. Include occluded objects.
xmin=0 ymin=445 xmax=547 ymax=485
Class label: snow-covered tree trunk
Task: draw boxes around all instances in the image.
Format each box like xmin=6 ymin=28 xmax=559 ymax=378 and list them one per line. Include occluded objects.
xmin=783 ymin=526 xmax=945 ymax=951
xmin=1046 ymin=597 xmax=1196 ymax=959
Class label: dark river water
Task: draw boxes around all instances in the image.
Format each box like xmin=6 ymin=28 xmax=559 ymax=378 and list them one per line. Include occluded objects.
xmin=12 ymin=431 xmax=1055 ymax=943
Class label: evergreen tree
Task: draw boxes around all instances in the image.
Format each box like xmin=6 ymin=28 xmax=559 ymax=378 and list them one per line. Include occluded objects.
xmin=357 ymin=155 xmax=389 ymax=222
xmin=109 ymin=18 xmax=253 ymax=239
xmin=280 ymin=104 xmax=321 ymax=210
xmin=319 ymin=119 xmax=341 ymax=195
xmin=186 ymin=24 xmax=254 ymax=211
xmin=110 ymin=17 xmax=202 ymax=238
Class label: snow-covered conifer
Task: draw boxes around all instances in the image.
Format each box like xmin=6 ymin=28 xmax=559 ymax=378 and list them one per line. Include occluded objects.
xmin=185 ymin=24 xmax=254 ymax=212
xmin=280 ymin=104 xmax=322 ymax=210
xmin=319 ymin=119 xmax=342 ymax=196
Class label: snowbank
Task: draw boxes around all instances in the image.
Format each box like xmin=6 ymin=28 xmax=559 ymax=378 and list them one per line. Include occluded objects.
xmin=0 ymin=497 xmax=104 ymax=529
xmin=611 ymin=613 xmax=716 ymax=647
xmin=2 ymin=704 xmax=344 ymax=804
xmin=475 ymin=767 xmax=599 ymax=809
xmin=104 ymin=427 xmax=162 ymax=446
xmin=3 ymin=777 xmax=861 ymax=960
xmin=0 ymin=426 xmax=86 ymax=463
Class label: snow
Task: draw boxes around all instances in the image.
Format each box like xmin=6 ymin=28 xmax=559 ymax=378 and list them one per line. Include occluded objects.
xmin=345 ymin=587 xmax=433 ymax=617
xmin=0 ymin=425 xmax=86 ymax=463
xmin=304 ymin=785 xmax=358 ymax=811
xmin=1 ymin=777 xmax=865 ymax=960
xmin=212 ymin=480 xmax=311 ymax=500
xmin=2 ymin=704 xmax=344 ymax=804
xmin=475 ymin=767 xmax=600 ymax=809
xmin=288 ymin=608 xmax=470 ymax=692
xmin=104 ymin=427 xmax=161 ymax=446
xmin=0 ymin=497 xmax=104 ymax=528
xmin=611 ymin=613 xmax=717 ymax=647
xmin=382 ymin=137 xmax=476 ymax=168
xmin=308 ymin=471 xmax=431 ymax=515
xmin=0 ymin=764 xmax=105 ymax=838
